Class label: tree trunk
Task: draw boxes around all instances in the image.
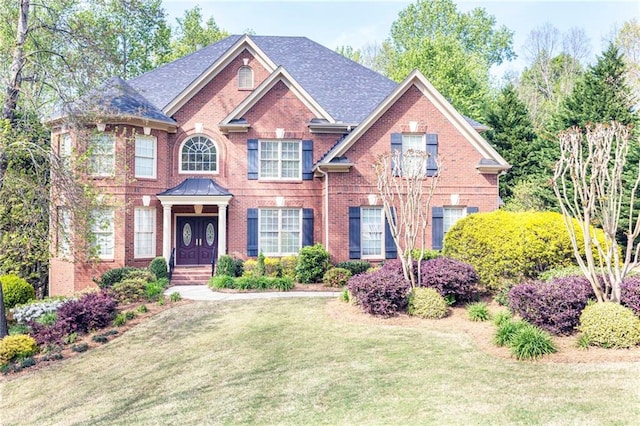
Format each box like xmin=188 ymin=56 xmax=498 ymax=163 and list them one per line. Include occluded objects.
xmin=0 ymin=0 xmax=30 ymax=339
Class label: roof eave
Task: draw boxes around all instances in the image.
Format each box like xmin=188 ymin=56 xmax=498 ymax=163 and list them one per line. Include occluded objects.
xmin=219 ymin=123 xmax=250 ymax=134
xmin=476 ymin=163 xmax=512 ymax=174
xmin=45 ymin=114 xmax=178 ymax=133
xmin=309 ymin=122 xmax=357 ymax=134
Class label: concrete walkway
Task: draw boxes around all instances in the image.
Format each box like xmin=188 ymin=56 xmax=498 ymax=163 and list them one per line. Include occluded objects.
xmin=165 ymin=285 xmax=341 ymax=301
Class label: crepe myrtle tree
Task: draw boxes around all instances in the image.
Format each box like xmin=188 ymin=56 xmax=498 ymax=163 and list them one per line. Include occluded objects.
xmin=373 ymin=149 xmax=441 ymax=288
xmin=552 ymin=122 xmax=639 ymax=303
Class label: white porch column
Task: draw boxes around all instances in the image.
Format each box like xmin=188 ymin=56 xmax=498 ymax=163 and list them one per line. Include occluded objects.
xmin=162 ymin=203 xmax=172 ymax=263
xmin=218 ymin=203 xmax=227 ymax=258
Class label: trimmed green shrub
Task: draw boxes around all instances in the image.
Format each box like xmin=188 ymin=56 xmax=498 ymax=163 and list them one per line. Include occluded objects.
xmin=280 ymin=256 xmax=298 ymax=279
xmin=243 ymin=259 xmax=258 ymax=277
xmin=538 ymin=265 xmax=584 ymax=282
xmin=0 ymin=335 xmax=38 ymax=364
xmin=125 ymin=269 xmax=155 ymax=283
xmin=264 ymin=257 xmax=281 ymax=277
xmin=109 ymin=278 xmax=147 ymax=303
xmin=335 ymin=261 xmax=371 ymax=276
xmin=443 ymin=211 xmax=606 ymax=291
xmin=322 ymin=268 xmax=352 ymax=287
xmin=509 ymin=323 xmax=557 ymax=360
xmin=578 ymin=302 xmax=640 ymax=348
xmin=257 ymin=252 xmax=266 ymax=276
xmin=1 ymin=275 xmax=35 ymax=309
xmin=408 ymin=287 xmax=449 ymax=319
xmin=98 ymin=267 xmax=136 ymax=289
xmin=296 ymin=244 xmax=330 ymax=284
xmin=216 ymin=255 xmax=244 ymax=277
xmin=410 ymin=249 xmax=442 ymax=261
xmin=209 ymin=275 xmax=235 ymax=289
xmin=149 ymin=257 xmax=168 ymax=280
xmin=145 ymin=281 xmax=164 ymax=301
xmin=467 ymin=302 xmax=491 ymax=321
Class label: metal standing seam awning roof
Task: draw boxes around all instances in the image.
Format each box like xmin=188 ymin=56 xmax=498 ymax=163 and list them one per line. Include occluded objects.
xmin=156 ymin=178 xmax=233 ymax=205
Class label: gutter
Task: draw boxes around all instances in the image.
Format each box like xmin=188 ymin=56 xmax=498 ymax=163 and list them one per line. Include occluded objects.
xmin=315 ymin=166 xmax=330 ymax=249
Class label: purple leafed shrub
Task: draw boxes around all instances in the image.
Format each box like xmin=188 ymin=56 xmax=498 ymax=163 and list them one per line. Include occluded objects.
xmin=621 ymin=276 xmax=640 ymax=317
xmin=508 ymin=276 xmax=594 ymax=335
xmin=347 ymin=268 xmax=411 ymax=317
xmin=420 ymin=257 xmax=480 ymax=304
xmin=29 ymin=291 xmax=117 ymax=346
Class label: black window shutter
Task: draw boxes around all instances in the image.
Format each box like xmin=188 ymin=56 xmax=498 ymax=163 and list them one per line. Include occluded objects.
xmin=467 ymin=207 xmax=479 ymax=214
xmin=348 ymin=207 xmax=361 ymax=259
xmin=247 ymin=208 xmax=258 ymax=256
xmin=426 ymin=134 xmax=438 ymax=177
xmin=384 ymin=208 xmax=397 ymax=259
xmin=390 ymin=133 xmax=402 ymax=176
xmin=432 ymin=206 xmax=444 ymax=250
xmin=302 ymin=208 xmax=314 ymax=247
xmin=247 ymin=139 xmax=258 ymax=180
xmin=302 ymin=140 xmax=313 ymax=180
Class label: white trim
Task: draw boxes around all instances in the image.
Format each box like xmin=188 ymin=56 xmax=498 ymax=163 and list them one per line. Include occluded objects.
xmin=178 ymin=134 xmax=219 ymax=175
xmin=134 ymin=207 xmax=157 ymax=259
xmin=89 ymin=133 xmax=115 ymax=177
xmin=165 ymin=35 xmax=277 ymax=116
xmin=318 ymin=69 xmax=509 ymax=173
xmin=360 ymin=206 xmax=385 ymax=260
xmin=238 ymin=65 xmax=254 ymax=89
xmin=220 ymin=66 xmax=335 ymax=127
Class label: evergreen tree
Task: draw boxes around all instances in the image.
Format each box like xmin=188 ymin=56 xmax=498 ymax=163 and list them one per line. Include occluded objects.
xmin=553 ymin=43 xmax=636 ymax=131
xmin=484 ymin=84 xmax=555 ymax=207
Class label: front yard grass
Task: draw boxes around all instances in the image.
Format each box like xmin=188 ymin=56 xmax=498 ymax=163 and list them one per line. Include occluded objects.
xmin=1 ymin=298 xmax=640 ymax=425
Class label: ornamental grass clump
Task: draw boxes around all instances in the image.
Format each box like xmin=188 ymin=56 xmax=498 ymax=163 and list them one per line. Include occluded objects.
xmin=408 ymin=287 xmax=449 ymax=319
xmin=509 ymin=323 xmax=557 ymax=360
xmin=347 ymin=268 xmax=410 ymax=317
xmin=508 ymin=276 xmax=594 ymax=335
xmin=578 ymin=302 xmax=640 ymax=349
xmin=466 ymin=302 xmax=491 ymax=321
xmin=420 ymin=257 xmax=480 ymax=305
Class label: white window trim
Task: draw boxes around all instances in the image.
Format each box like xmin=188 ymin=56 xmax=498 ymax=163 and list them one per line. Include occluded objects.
xmin=134 ymin=207 xmax=156 ymax=259
xmin=91 ymin=208 xmax=115 ymax=260
xmin=401 ymin=133 xmax=427 ymax=178
xmin=258 ymin=139 xmax=302 ymax=181
xmin=361 ymin=207 xmax=385 ymax=259
xmin=89 ymin=133 xmax=115 ymax=177
xmin=178 ymin=135 xmax=219 ymax=174
xmin=134 ymin=134 xmax=157 ymax=179
xmin=258 ymin=208 xmax=302 ymax=256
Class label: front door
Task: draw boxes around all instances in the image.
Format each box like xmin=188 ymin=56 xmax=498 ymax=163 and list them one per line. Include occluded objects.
xmin=176 ymin=216 xmax=218 ymax=265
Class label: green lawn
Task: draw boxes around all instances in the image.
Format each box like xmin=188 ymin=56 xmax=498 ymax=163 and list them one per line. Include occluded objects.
xmin=2 ymin=298 xmax=640 ymax=425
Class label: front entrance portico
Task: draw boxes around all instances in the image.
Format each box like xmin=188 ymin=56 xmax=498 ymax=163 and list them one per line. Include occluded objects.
xmin=157 ymin=178 xmax=233 ymax=266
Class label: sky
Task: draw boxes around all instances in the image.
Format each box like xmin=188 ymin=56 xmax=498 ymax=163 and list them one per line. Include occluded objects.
xmin=163 ymin=0 xmax=639 ymax=79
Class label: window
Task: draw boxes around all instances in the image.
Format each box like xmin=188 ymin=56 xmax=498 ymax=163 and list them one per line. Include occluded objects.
xmin=443 ymin=207 xmax=466 ymax=233
xmin=259 ymin=140 xmax=301 ymax=180
xmin=259 ymin=208 xmax=301 ymax=256
xmin=89 ymin=133 xmax=115 ymax=176
xmin=238 ymin=66 xmax=254 ymax=89
xmin=135 ymin=135 xmax=156 ymax=178
xmin=361 ymin=207 xmax=384 ymax=258
xmin=401 ymin=134 xmax=427 ymax=177
xmin=134 ymin=208 xmax=156 ymax=258
xmin=57 ymin=207 xmax=71 ymax=258
xmin=59 ymin=133 xmax=72 ymax=168
xmin=180 ymin=136 xmax=218 ymax=173
xmin=91 ymin=208 xmax=114 ymax=259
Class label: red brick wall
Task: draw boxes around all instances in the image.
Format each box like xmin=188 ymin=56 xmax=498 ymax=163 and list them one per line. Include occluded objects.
xmin=325 ymin=85 xmax=500 ymax=262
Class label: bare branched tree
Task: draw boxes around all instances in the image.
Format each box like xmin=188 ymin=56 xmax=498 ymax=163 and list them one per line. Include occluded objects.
xmin=552 ymin=122 xmax=638 ymax=303
xmin=373 ymin=149 xmax=441 ymax=288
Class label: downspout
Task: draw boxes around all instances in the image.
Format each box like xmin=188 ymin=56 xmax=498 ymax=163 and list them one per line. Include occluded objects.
xmin=315 ymin=166 xmax=329 ymax=248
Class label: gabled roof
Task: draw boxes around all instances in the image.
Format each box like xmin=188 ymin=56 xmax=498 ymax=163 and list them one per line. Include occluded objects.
xmin=220 ymin=66 xmax=334 ymax=129
xmin=157 ymin=178 xmax=232 ymax=197
xmin=48 ymin=77 xmax=176 ymax=128
xmin=317 ymin=69 xmax=510 ymax=174
xmin=128 ymin=35 xmax=397 ymax=123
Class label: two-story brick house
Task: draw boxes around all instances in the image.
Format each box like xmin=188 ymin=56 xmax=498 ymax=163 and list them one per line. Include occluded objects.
xmin=46 ymin=34 xmax=509 ymax=295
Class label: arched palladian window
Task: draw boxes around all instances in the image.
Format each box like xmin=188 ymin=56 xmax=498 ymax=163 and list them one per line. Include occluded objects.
xmin=180 ymin=135 xmax=218 ymax=173
xmin=238 ymin=66 xmax=254 ymax=89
